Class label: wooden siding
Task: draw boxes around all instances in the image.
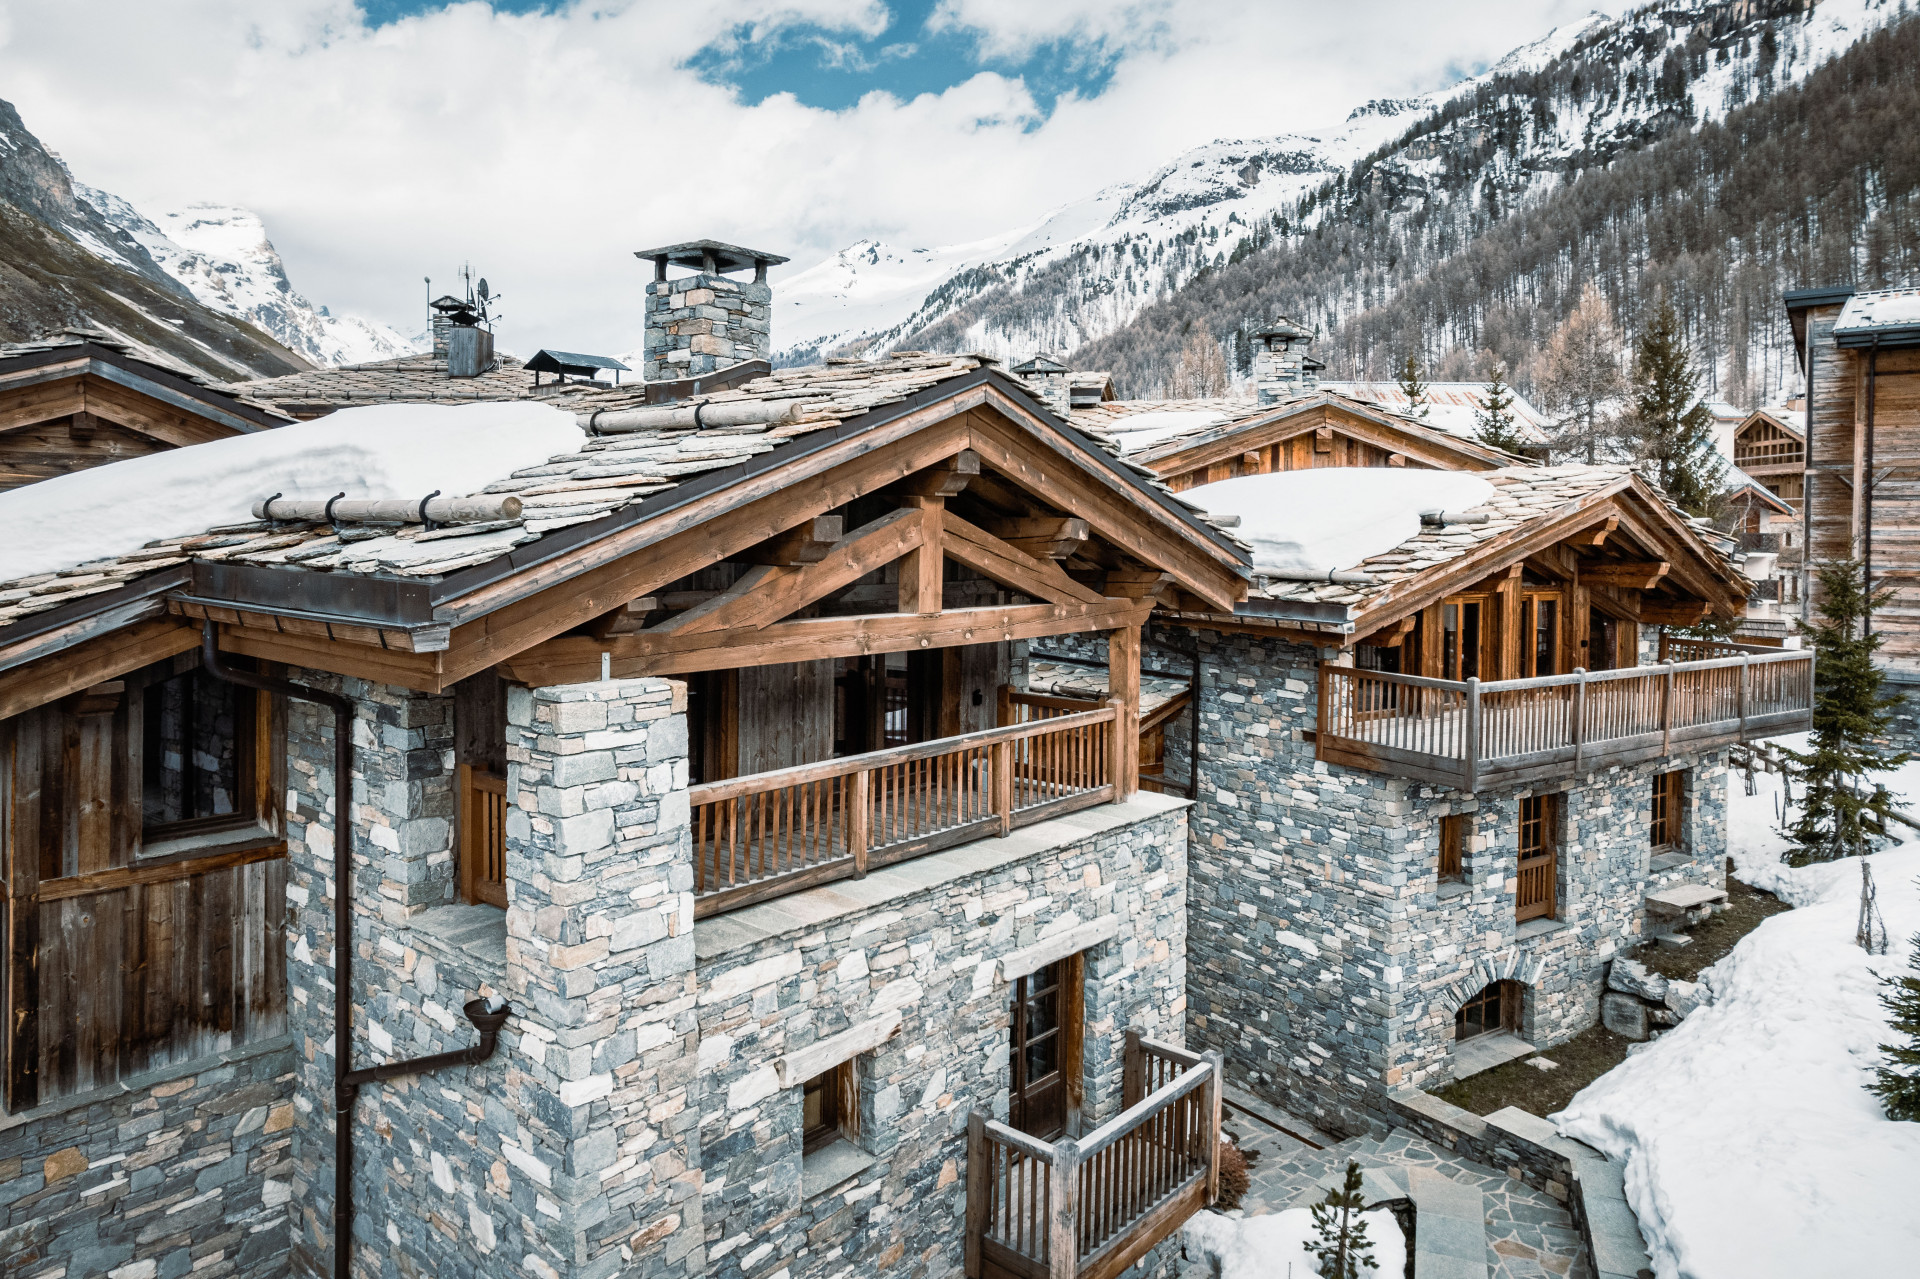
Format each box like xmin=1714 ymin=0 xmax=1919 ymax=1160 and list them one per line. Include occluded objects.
xmin=0 ymin=373 xmax=249 ymax=492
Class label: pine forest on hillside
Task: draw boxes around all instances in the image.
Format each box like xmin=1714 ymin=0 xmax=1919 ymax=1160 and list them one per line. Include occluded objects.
xmin=1073 ymin=3 xmax=1920 ymax=406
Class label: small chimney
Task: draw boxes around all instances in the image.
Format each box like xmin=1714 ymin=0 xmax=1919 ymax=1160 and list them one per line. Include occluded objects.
xmin=430 ymin=294 xmax=495 ymax=378
xmin=634 ymin=239 xmax=791 ymax=382
xmin=429 ymin=294 xmax=463 ymax=359
xmin=1010 ymin=353 xmax=1072 ymax=417
xmin=1252 ymin=318 xmax=1320 ymax=405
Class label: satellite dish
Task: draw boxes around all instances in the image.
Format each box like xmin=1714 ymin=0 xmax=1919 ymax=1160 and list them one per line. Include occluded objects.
xmin=478 ymin=279 xmax=490 ymax=301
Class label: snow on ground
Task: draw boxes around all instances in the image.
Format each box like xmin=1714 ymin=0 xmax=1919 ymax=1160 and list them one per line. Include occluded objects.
xmin=0 ymin=401 xmax=582 ymax=581
xmin=1183 ymin=1206 xmax=1407 ymax=1279
xmin=1185 ymin=470 xmax=1494 ymax=579
xmin=1554 ymin=747 xmax=1920 ymax=1279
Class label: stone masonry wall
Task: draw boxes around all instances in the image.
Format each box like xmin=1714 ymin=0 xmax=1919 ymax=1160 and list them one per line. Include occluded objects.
xmin=694 ymin=799 xmax=1190 ymax=1279
xmin=0 ymin=1039 xmax=295 ymax=1279
xmin=643 ymin=274 xmax=771 ymax=381
xmin=1165 ymin=622 xmax=1732 ymax=1137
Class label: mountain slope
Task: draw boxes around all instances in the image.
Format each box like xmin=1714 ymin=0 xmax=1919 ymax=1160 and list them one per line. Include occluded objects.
xmin=1073 ymin=0 xmax=1918 ymax=402
xmin=0 ymin=98 xmax=310 ymax=380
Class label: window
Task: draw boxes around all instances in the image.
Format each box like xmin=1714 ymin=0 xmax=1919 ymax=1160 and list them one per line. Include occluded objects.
xmin=802 ymin=1061 xmax=858 ymax=1154
xmin=1439 ymin=815 xmax=1467 ymax=881
xmin=1009 ymin=955 xmax=1085 ymax=1140
xmin=1516 ymin=795 xmax=1557 ymax=921
xmin=1440 ymin=598 xmax=1485 ymax=680
xmin=1650 ymin=771 xmax=1684 ymax=850
xmin=141 ymin=660 xmax=256 ymax=837
xmin=1455 ymin=981 xmax=1521 ymax=1042
xmin=1520 ymin=593 xmax=1560 ymax=678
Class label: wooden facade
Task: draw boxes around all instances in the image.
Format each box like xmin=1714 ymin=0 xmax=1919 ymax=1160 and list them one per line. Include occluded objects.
xmin=1139 ymin=396 xmax=1519 ymax=493
xmin=1789 ymin=286 xmax=1920 ymax=674
xmin=1731 ymin=409 xmax=1806 ymax=512
xmin=0 ymin=339 xmax=290 ymax=491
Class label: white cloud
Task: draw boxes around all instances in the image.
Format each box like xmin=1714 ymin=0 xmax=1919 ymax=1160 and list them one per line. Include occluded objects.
xmin=0 ymin=0 xmax=1615 ymax=358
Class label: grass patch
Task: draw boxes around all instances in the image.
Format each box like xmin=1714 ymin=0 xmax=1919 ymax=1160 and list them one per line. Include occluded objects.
xmin=1429 ymin=870 xmax=1789 ymax=1118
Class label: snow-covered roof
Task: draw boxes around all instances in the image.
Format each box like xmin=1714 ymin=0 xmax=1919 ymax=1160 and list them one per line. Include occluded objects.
xmin=1183 ymin=470 xmax=1497 ymax=578
xmin=0 ymin=352 xmax=1248 ymax=634
xmin=1318 ymin=381 xmax=1551 ymax=446
xmin=1834 ymin=286 xmax=1920 ymax=346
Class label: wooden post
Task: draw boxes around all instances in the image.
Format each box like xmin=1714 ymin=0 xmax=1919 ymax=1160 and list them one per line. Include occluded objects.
xmin=1203 ymin=1050 xmax=1225 ymax=1206
xmin=1122 ymin=1028 xmax=1143 ymax=1109
xmin=965 ymin=1112 xmax=987 ymax=1279
xmin=1661 ymin=661 xmax=1674 ymax=758
xmin=899 ymin=499 xmax=944 ymax=614
xmin=991 ymin=741 xmax=1012 ymax=836
xmin=1049 ymin=1137 xmax=1081 ymax=1279
xmin=850 ymin=770 xmax=871 ymax=877
xmin=1316 ymin=661 xmax=1331 ymax=752
xmin=996 ymin=681 xmax=1014 ymax=728
xmin=1572 ymin=668 xmax=1587 ymax=774
xmin=1737 ymin=653 xmax=1750 ymax=739
xmin=1108 ymin=624 xmax=1141 ymax=798
xmin=1106 ymin=699 xmax=1128 ymax=801
xmin=1464 ymin=677 xmax=1482 ymax=793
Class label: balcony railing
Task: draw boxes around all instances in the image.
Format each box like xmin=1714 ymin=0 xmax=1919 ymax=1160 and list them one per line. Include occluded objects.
xmin=691 ymin=704 xmax=1122 ymax=918
xmin=1316 ymin=651 xmax=1814 ymax=790
xmin=966 ymin=1033 xmax=1221 ymax=1279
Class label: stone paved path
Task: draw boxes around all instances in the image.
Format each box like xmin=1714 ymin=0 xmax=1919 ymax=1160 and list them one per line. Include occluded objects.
xmin=1181 ymin=1100 xmax=1592 ymax=1279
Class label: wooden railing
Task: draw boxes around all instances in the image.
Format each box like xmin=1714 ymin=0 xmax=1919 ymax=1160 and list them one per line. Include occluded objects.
xmin=691 ymin=705 xmax=1121 ymax=918
xmin=1316 ymin=650 xmax=1814 ymax=790
xmin=967 ymin=1035 xmax=1221 ymax=1279
xmin=459 ymin=764 xmax=509 ymax=908
xmin=1657 ymin=635 xmax=1784 ymax=663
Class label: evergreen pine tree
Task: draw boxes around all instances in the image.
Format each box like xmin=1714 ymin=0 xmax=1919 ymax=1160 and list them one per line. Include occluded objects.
xmin=1870 ymin=930 xmax=1920 ymax=1121
xmin=1310 ymin=1160 xmax=1378 ymax=1279
xmin=1539 ymin=284 xmax=1626 ymax=465
xmin=1625 ymin=297 xmax=1726 ymax=516
xmin=1785 ymin=560 xmax=1912 ymax=865
xmin=1474 ymin=367 xmax=1532 ymax=454
xmin=1397 ymin=353 xmax=1429 ymax=418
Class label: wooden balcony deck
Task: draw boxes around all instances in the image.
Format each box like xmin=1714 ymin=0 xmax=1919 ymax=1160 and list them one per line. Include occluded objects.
xmin=967 ymin=1033 xmax=1222 ymax=1279
xmin=690 ymin=702 xmax=1124 ymax=919
xmin=1317 ymin=646 xmax=1814 ymax=790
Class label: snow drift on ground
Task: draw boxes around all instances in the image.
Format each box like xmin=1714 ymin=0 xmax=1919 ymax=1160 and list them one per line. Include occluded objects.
xmin=0 ymin=401 xmax=582 ymax=581
xmin=1182 ymin=1205 xmax=1406 ymax=1279
xmin=1185 ymin=470 xmax=1495 ymax=579
xmin=1555 ymin=754 xmax=1920 ymax=1279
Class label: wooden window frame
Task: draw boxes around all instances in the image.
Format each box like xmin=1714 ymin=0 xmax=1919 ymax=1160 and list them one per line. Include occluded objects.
xmin=1454 ymin=980 xmax=1522 ymax=1042
xmin=1438 ymin=594 xmax=1493 ymax=682
xmin=1009 ymin=953 xmax=1085 ymax=1140
xmin=1439 ymin=814 xmax=1468 ymax=881
xmin=129 ymin=653 xmax=272 ymax=852
xmin=1520 ymin=590 xmax=1563 ymax=679
xmin=1515 ymin=794 xmax=1558 ymax=922
xmin=1650 ymin=770 xmax=1684 ymax=851
xmin=802 ymin=1059 xmax=860 ymax=1155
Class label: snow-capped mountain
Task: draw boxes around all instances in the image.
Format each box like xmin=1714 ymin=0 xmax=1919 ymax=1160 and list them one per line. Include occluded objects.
xmin=772 ymin=13 xmax=1612 ymax=365
xmin=77 ymin=189 xmax=417 ymax=368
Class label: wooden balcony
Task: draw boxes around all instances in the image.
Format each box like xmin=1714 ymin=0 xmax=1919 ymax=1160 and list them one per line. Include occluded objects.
xmin=1317 ymin=648 xmax=1814 ymax=790
xmin=690 ymin=703 xmax=1124 ymax=918
xmin=966 ymin=1034 xmax=1222 ymax=1279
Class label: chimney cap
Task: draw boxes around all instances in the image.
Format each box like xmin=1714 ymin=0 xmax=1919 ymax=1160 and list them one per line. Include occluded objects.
xmin=1010 ymin=353 xmax=1070 ymax=374
xmin=633 ymin=239 xmax=791 ymax=275
xmin=1254 ymin=317 xmax=1312 ymax=341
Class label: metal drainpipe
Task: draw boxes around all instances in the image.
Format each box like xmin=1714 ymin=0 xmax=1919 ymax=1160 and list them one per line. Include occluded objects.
xmin=1803 ymin=324 xmax=1816 ymax=624
xmin=1866 ymin=336 xmax=1880 ymax=637
xmin=197 ymin=623 xmax=511 ymax=1279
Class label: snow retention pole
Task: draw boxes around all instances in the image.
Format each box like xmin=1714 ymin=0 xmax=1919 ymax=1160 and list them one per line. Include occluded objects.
xmin=579 ymin=397 xmax=806 ymax=434
xmin=196 ymin=622 xmax=509 ymax=1279
xmin=253 ymin=495 xmax=523 ymax=524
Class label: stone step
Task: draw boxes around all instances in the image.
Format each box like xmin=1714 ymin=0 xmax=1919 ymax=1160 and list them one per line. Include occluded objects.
xmin=1312 ymin=1162 xmax=1409 ymax=1208
xmin=1406 ymin=1165 xmax=1490 ymax=1279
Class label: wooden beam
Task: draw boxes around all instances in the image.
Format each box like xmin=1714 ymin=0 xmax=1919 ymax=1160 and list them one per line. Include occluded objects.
xmin=941 ymin=513 xmax=1103 ymax=606
xmin=897 ymin=499 xmax=945 ymax=614
xmin=1104 ymin=568 xmax=1174 ymax=601
xmin=499 ymin=598 xmax=1155 ymax=684
xmin=1360 ymin=615 xmax=1417 ymax=648
xmin=1109 ymin=623 xmax=1141 ymax=798
xmin=738 ymin=515 xmax=844 ymax=566
xmin=898 ymin=449 xmax=980 ymax=497
xmin=0 ymin=616 xmax=198 ymax=721
xmin=984 ymin=516 xmax=1089 ymax=560
xmin=1567 ymin=517 xmax=1619 ymax=547
xmin=590 ymin=596 xmax=660 ymax=638
xmin=1580 ymin=560 xmax=1671 ymax=590
xmin=1640 ymin=599 xmax=1713 ymax=626
xmin=647 ymin=564 xmax=793 ymax=636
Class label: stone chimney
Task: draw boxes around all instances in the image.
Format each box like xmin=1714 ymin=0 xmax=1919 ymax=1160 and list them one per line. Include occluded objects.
xmin=1252 ymin=318 xmax=1321 ymax=405
xmin=1010 ymin=353 xmax=1072 ymax=417
xmin=429 ymin=294 xmax=463 ymax=359
xmin=635 ymin=239 xmax=790 ymax=382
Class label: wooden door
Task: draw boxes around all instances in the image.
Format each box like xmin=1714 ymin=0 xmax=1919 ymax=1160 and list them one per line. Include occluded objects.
xmin=1515 ymin=794 xmax=1556 ymax=921
xmin=1009 ymin=960 xmax=1068 ymax=1140
xmin=1440 ymin=596 xmax=1490 ymax=681
xmin=1520 ymin=592 xmax=1562 ymax=678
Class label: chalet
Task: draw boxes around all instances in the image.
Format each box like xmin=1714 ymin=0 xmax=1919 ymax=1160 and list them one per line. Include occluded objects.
xmin=0 ymin=330 xmax=293 ymax=490
xmin=1787 ymin=285 xmax=1920 ymax=730
xmin=1730 ymin=406 xmax=1806 ymax=515
xmin=1318 ymin=378 xmax=1552 ymax=457
xmin=0 ymin=242 xmax=1252 ymax=1279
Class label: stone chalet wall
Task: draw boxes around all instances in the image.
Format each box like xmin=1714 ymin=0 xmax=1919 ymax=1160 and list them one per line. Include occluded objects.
xmin=0 ymin=1039 xmax=295 ymax=1279
xmin=1161 ymin=622 xmax=1730 ymax=1138
xmin=691 ymin=795 xmax=1190 ymax=1279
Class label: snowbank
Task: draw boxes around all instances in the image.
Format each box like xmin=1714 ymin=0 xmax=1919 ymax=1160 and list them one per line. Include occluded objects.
xmin=1555 ymin=755 xmax=1920 ymax=1278
xmin=1186 ymin=469 xmax=1495 ymax=579
xmin=1182 ymin=1206 xmax=1406 ymax=1279
xmin=0 ymin=401 xmax=582 ymax=581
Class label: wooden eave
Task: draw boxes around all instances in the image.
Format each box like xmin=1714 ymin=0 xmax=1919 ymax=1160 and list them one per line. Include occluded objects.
xmin=0 ymin=345 xmax=288 ymax=437
xmin=1138 ymin=396 xmax=1518 ymax=476
xmin=1733 ymin=409 xmax=1805 ymax=446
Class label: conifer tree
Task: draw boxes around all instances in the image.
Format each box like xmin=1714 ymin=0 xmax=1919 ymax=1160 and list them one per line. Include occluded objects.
xmin=1474 ymin=367 xmax=1532 ymax=454
xmin=1539 ymin=284 xmax=1625 ymax=464
xmin=1397 ymin=353 xmax=1429 ymax=418
xmin=1870 ymin=931 xmax=1920 ymax=1121
xmin=1785 ymin=560 xmax=1912 ymax=865
xmin=1310 ymin=1160 xmax=1378 ymax=1279
xmin=1625 ymin=297 xmax=1725 ymax=516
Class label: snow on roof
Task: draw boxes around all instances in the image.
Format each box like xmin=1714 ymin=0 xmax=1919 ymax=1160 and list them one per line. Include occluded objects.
xmin=0 ymin=401 xmax=583 ymax=585
xmin=1184 ymin=469 xmax=1496 ymax=579
xmin=1088 ymin=404 xmax=1252 ymax=455
xmin=1319 ymin=380 xmax=1551 ymax=445
xmin=1835 ymin=286 xmax=1920 ymax=336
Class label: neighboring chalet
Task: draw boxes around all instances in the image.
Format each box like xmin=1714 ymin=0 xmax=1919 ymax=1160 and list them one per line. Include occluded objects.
xmin=1786 ymin=284 xmax=1920 ymax=691
xmin=1731 ymin=405 xmax=1806 ymax=515
xmin=0 ymin=330 xmax=293 ymax=490
xmin=0 ymin=242 xmax=1250 ymax=1279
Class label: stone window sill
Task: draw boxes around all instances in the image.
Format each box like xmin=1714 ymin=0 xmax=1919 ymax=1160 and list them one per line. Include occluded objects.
xmin=1436 ymin=880 xmax=1469 ymax=901
xmin=1649 ymin=850 xmax=1691 ymax=874
xmin=1512 ymin=917 xmax=1568 ymax=943
xmin=410 ymin=903 xmax=508 ymax=975
xmin=802 ymin=1140 xmax=877 ymax=1200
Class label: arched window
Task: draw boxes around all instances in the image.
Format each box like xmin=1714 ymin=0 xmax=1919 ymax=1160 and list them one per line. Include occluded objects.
xmin=1455 ymin=980 xmax=1523 ymax=1042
